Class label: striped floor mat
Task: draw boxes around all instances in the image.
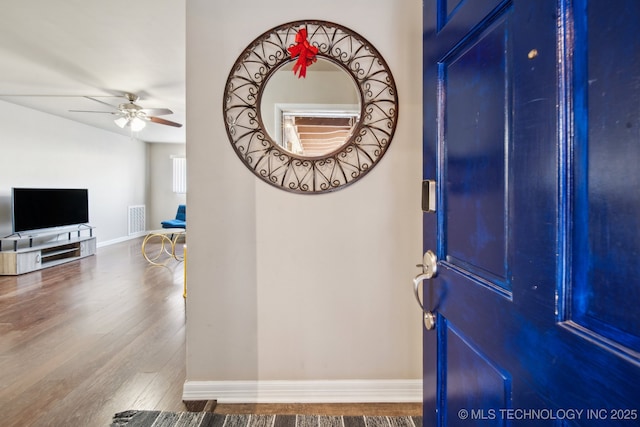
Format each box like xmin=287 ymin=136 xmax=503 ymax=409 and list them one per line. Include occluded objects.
xmin=110 ymin=412 xmax=423 ymax=427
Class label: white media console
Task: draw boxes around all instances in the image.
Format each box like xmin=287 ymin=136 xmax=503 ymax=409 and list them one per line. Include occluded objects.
xmin=0 ymin=226 xmax=96 ymax=275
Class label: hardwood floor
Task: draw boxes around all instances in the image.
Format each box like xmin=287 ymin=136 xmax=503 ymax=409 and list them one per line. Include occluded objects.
xmin=0 ymin=238 xmax=186 ymax=426
xmin=0 ymin=238 xmax=421 ymax=427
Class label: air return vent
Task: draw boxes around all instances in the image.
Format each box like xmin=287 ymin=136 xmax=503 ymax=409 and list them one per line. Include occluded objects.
xmin=128 ymin=205 xmax=146 ymax=235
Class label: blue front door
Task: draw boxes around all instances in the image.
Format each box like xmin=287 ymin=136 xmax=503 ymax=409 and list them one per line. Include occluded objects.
xmin=420 ymin=0 xmax=640 ymax=425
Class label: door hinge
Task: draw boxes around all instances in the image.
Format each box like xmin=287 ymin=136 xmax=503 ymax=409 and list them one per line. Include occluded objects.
xmin=422 ymin=180 xmax=436 ymax=213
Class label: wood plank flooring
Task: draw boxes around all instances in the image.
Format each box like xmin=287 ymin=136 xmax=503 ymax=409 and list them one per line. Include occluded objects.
xmin=0 ymin=238 xmax=186 ymax=426
xmin=0 ymin=238 xmax=421 ymax=427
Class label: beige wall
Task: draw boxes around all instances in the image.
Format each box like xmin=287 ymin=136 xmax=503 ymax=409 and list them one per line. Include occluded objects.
xmin=148 ymin=143 xmax=186 ymax=229
xmin=185 ymin=0 xmax=423 ymax=399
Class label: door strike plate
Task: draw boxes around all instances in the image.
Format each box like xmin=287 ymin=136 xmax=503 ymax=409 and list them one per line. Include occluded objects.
xmin=422 ymin=180 xmax=436 ymax=213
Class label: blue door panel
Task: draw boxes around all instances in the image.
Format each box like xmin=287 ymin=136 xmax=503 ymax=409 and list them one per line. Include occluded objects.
xmin=443 ymin=321 xmax=511 ymax=427
xmin=571 ymin=0 xmax=640 ymax=354
xmin=443 ymin=11 xmax=510 ymax=290
xmin=444 ymin=0 xmax=464 ymax=22
xmin=423 ymin=0 xmax=640 ymax=425
xmin=434 ymin=0 xmax=510 ymax=35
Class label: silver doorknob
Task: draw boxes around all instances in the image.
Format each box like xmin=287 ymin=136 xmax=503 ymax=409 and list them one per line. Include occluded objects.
xmin=413 ymin=250 xmax=438 ymax=331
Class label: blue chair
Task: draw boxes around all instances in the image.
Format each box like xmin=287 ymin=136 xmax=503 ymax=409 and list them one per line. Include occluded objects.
xmin=161 ymin=205 xmax=186 ymax=229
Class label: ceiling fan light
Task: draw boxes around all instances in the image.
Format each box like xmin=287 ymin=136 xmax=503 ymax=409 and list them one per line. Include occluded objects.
xmin=130 ymin=117 xmax=146 ymax=132
xmin=114 ymin=117 xmax=128 ymax=128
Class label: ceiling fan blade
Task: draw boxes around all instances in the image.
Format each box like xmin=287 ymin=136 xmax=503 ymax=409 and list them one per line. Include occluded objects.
xmin=141 ymin=108 xmax=173 ymax=116
xmin=69 ymin=110 xmax=119 ymax=114
xmin=149 ymin=116 xmax=183 ymax=128
xmin=0 ymin=94 xmax=119 ymax=98
xmin=83 ymin=96 xmax=119 ymax=110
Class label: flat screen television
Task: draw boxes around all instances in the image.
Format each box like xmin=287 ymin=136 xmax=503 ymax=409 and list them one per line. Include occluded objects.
xmin=12 ymin=188 xmax=89 ymax=233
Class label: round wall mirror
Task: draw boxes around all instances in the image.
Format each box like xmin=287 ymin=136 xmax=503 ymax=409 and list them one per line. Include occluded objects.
xmin=223 ymin=20 xmax=398 ymax=194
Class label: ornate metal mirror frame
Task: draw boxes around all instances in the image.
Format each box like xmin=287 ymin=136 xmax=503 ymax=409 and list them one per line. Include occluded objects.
xmin=223 ymin=20 xmax=399 ymax=194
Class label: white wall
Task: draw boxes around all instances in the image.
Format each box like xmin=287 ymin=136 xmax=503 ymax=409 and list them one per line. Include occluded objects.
xmin=0 ymin=100 xmax=148 ymax=244
xmin=185 ymin=0 xmax=423 ymax=401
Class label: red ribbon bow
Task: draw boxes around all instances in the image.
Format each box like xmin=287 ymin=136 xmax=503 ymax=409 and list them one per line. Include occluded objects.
xmin=287 ymin=28 xmax=318 ymax=78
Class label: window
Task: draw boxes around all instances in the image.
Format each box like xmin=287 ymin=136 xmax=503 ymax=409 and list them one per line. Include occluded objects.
xmin=172 ymin=157 xmax=187 ymax=193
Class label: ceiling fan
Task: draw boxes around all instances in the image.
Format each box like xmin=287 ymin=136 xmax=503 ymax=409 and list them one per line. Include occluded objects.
xmin=70 ymin=92 xmax=182 ymax=131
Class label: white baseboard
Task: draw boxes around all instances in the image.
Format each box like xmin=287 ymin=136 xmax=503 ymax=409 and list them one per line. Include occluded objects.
xmin=182 ymin=379 xmax=422 ymax=403
xmin=96 ymin=231 xmax=147 ymax=248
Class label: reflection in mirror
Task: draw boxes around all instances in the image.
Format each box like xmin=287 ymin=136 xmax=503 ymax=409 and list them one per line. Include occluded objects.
xmin=260 ymin=58 xmax=361 ymax=157
xmin=281 ymin=112 xmax=358 ymax=156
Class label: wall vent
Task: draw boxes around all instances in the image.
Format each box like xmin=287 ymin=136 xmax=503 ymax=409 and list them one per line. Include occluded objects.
xmin=128 ymin=205 xmax=146 ymax=235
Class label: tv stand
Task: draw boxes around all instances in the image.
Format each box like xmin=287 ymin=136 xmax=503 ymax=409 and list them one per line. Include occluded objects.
xmin=0 ymin=227 xmax=96 ymax=275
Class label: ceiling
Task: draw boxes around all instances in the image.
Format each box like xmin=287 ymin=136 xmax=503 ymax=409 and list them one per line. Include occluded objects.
xmin=0 ymin=1 xmax=186 ymax=143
